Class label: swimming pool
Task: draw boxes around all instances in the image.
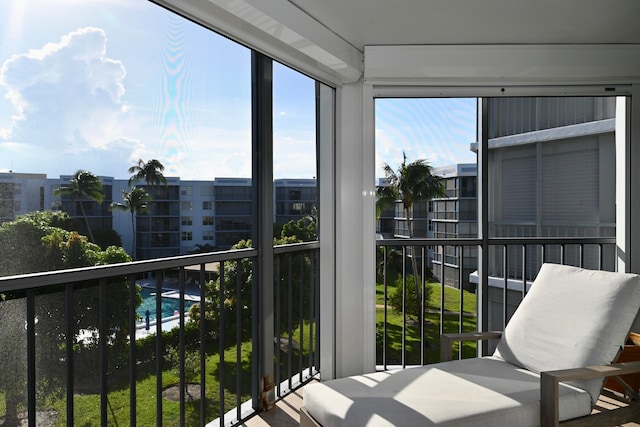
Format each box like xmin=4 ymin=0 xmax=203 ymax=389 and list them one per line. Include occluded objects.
xmin=137 ymin=287 xmax=197 ymax=324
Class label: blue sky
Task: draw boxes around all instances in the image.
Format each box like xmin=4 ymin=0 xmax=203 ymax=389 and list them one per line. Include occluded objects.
xmin=0 ymin=0 xmax=476 ymax=181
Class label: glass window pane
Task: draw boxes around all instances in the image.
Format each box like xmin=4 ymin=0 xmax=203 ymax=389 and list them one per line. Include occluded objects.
xmin=486 ymin=96 xmax=618 ymax=277
xmin=375 ymin=98 xmax=478 ymax=291
xmin=272 ymin=62 xmax=318 ymax=241
xmin=0 ymin=0 xmax=251 ymax=261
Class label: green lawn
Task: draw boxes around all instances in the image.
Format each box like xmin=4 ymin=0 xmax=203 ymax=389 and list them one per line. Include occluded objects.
xmin=51 ymin=341 xmax=253 ymax=427
xmin=376 ymin=279 xmax=478 ymax=365
xmin=44 ymin=320 xmax=317 ymax=427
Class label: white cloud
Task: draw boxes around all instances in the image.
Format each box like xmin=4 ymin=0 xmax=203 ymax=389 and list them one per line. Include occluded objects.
xmin=0 ymin=27 xmax=135 ymax=175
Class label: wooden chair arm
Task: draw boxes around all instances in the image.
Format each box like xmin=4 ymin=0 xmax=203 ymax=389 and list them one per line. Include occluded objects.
xmin=440 ymin=331 xmax=503 ymax=362
xmin=541 ymin=360 xmax=640 ymax=427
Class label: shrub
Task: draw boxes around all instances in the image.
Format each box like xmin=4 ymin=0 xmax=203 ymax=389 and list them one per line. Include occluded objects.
xmin=388 ymin=275 xmax=432 ymax=319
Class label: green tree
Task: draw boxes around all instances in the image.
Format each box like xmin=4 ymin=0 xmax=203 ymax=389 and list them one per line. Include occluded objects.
xmin=54 ymin=170 xmax=104 ymax=243
xmin=388 ymin=275 xmax=432 ymax=319
xmin=110 ymin=187 xmax=151 ymax=260
xmin=280 ymin=209 xmax=317 ymax=242
xmin=0 ymin=211 xmax=135 ymax=420
xmin=128 ymin=158 xmax=167 ymax=187
xmin=376 ymin=152 xmax=445 ymax=323
xmin=189 ymin=217 xmax=318 ymax=343
xmin=128 ymin=159 xmax=167 ymax=258
xmin=166 ymin=345 xmax=201 ymax=399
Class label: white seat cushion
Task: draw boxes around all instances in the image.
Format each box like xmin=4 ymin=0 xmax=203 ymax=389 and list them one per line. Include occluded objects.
xmin=493 ymin=263 xmax=640 ymax=400
xmin=303 ymin=357 xmax=591 ymax=427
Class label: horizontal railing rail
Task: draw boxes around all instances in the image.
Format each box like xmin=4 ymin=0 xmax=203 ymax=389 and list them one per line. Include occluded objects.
xmin=0 ymin=247 xmax=258 ymax=292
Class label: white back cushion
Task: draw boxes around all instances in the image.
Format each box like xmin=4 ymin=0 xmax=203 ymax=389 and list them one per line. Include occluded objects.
xmin=493 ymin=263 xmax=640 ymax=399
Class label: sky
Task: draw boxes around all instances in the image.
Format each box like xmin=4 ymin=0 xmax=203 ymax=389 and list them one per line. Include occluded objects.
xmin=0 ymin=0 xmax=477 ymax=181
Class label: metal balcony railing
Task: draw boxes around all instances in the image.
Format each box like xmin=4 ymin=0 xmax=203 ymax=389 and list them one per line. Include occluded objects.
xmin=375 ymin=236 xmax=617 ymax=369
xmin=0 ymin=242 xmax=319 ymax=427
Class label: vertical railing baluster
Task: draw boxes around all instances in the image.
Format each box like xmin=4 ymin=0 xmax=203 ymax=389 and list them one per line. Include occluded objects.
xmin=179 ymin=267 xmax=185 ymax=427
xmin=522 ymin=244 xmax=528 ymax=298
xmin=199 ymin=264 xmax=207 ymax=427
xmin=313 ymin=249 xmax=320 ymax=373
xmin=100 ymin=278 xmax=108 ymax=426
xmin=308 ymin=251 xmax=315 ymax=376
xmin=401 ymin=246 xmax=407 ymax=368
xmin=274 ymin=255 xmax=281 ymax=397
xmin=298 ymin=252 xmax=305 ymax=384
xmin=155 ymin=271 xmax=163 ymax=427
xmin=287 ymin=254 xmax=293 ymax=390
xmin=420 ymin=245 xmax=425 ymax=366
xmin=66 ymin=283 xmax=75 ymax=424
xmin=27 ymin=289 xmax=36 ymax=427
xmin=128 ymin=277 xmax=136 ymax=427
xmin=502 ymin=245 xmax=508 ymax=330
xmin=439 ymin=245 xmax=445 ymax=338
xmin=219 ymin=261 xmax=226 ymax=425
xmin=383 ymin=246 xmax=388 ymax=369
xmin=236 ymin=259 xmax=242 ymax=423
xmin=579 ymin=243 xmax=584 ymax=268
xmin=458 ymin=245 xmax=464 ymax=360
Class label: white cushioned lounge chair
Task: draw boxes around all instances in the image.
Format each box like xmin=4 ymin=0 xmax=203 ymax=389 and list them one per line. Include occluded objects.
xmin=301 ymin=263 xmax=640 ymax=427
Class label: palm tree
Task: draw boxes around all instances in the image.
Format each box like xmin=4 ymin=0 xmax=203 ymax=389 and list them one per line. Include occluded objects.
xmin=54 ymin=170 xmax=104 ymax=242
xmin=110 ymin=187 xmax=151 ymax=260
xmin=128 ymin=159 xmax=167 ymax=258
xmin=128 ymin=158 xmax=167 ymax=187
xmin=376 ymin=151 xmax=445 ymax=322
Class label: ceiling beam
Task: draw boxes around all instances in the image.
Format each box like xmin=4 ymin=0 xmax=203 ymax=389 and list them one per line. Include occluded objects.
xmin=152 ymin=0 xmax=363 ymax=85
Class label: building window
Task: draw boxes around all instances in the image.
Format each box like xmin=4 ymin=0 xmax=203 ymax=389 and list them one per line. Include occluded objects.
xmin=203 ymin=201 xmax=213 ymax=210
xmin=291 ymin=202 xmax=305 ymax=214
xmin=181 ymin=201 xmax=192 ymax=211
xmin=181 ymin=186 xmax=192 ymax=196
xmin=181 ymin=231 xmax=192 ymax=241
xmin=181 ymin=216 xmax=192 ymax=226
xmin=203 ymin=231 xmax=214 ymax=240
xmin=201 ymin=186 xmax=214 ymax=197
xmin=203 ymin=215 xmax=214 ymax=226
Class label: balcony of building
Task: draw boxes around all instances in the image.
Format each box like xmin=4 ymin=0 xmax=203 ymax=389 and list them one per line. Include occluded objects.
xmin=5 ymin=234 xmax=640 ymax=426
xmin=2 ymin=1 xmax=640 ymax=426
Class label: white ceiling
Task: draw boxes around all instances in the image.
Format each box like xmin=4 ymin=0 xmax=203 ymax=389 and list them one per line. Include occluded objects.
xmin=287 ymin=0 xmax=640 ymax=49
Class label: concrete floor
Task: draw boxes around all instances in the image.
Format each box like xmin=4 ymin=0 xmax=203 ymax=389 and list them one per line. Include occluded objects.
xmin=238 ymin=382 xmax=312 ymax=427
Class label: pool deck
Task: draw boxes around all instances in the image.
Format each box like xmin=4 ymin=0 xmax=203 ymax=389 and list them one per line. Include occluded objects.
xmin=135 ymin=281 xmax=201 ymax=340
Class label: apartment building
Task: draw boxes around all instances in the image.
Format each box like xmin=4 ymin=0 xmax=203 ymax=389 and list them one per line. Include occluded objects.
xmin=213 ymin=178 xmax=252 ymax=250
xmin=274 ymin=178 xmax=317 ymax=225
xmin=2 ymin=175 xmax=317 ymax=258
xmin=0 ymin=173 xmax=46 ymax=223
xmin=376 ymin=164 xmax=479 ymax=290
xmin=430 ymin=164 xmax=478 ymax=290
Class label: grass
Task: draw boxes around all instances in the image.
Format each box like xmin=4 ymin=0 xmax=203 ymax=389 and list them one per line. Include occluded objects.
xmin=376 ymin=277 xmax=478 ymax=365
xmin=50 ymin=341 xmax=254 ymax=427
xmin=0 ymin=317 xmax=318 ymax=427
xmin=43 ymin=320 xmax=318 ymax=427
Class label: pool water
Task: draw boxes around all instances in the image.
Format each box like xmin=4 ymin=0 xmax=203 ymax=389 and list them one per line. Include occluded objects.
xmin=137 ymin=287 xmax=197 ymax=324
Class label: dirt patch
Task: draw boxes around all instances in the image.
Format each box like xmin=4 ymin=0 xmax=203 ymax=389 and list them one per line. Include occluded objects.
xmin=0 ymin=410 xmax=58 ymax=426
xmin=162 ymin=383 xmax=202 ymax=402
